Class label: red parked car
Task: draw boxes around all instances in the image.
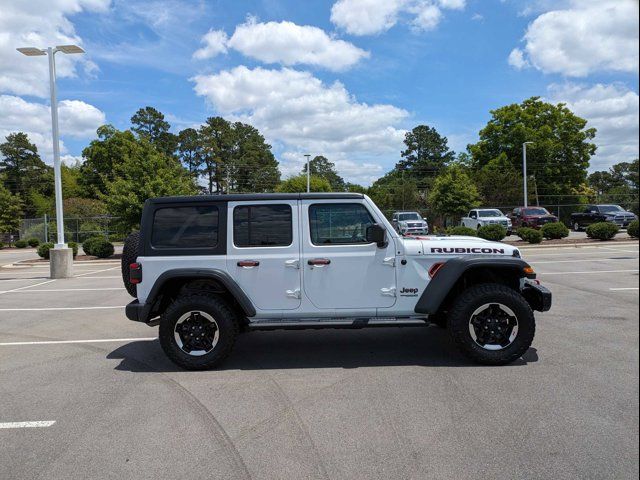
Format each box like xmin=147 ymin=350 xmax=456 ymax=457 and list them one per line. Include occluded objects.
xmin=509 ymin=207 xmax=559 ymax=230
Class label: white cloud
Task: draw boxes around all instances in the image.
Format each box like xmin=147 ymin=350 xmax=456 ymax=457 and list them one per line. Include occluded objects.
xmin=507 ymin=48 xmax=529 ymax=70
xmin=330 ymin=0 xmax=466 ymax=35
xmin=193 ymin=19 xmax=369 ymax=71
xmin=0 ymin=0 xmax=110 ymax=97
xmin=192 ymin=66 xmax=408 ymax=185
xmin=0 ymin=95 xmax=105 ymax=164
xmin=193 ymin=29 xmax=228 ymax=59
xmin=546 ymin=83 xmax=639 ymax=170
xmin=511 ymin=0 xmax=639 ymax=77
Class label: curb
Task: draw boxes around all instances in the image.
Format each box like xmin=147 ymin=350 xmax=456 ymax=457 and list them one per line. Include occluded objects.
xmin=514 ymin=240 xmax=639 ymax=250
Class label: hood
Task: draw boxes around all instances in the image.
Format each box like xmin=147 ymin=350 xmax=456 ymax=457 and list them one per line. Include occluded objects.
xmin=603 ymin=210 xmax=636 ymax=217
xmin=400 ymin=235 xmax=520 ymax=257
xmin=525 ymin=213 xmax=556 ymax=219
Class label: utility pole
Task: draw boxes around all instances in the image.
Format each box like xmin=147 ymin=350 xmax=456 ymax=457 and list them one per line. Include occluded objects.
xmin=522 ymin=142 xmax=533 ymax=208
xmin=304 ymin=154 xmax=311 ymax=193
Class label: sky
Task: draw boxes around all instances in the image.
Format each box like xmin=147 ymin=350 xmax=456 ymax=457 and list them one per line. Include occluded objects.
xmin=0 ymin=0 xmax=638 ymax=186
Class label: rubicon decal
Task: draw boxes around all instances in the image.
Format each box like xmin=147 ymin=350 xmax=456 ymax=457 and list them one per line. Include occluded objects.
xmin=430 ymin=247 xmax=505 ymax=254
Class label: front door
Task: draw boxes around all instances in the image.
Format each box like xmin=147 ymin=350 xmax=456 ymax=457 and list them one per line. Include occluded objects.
xmin=226 ymin=201 xmax=301 ymax=311
xmin=301 ymin=200 xmax=397 ymax=310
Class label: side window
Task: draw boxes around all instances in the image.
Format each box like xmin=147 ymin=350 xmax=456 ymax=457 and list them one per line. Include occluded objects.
xmin=309 ymin=203 xmax=375 ymax=245
xmin=470 ymin=211 xmax=477 ymax=219
xmin=233 ymin=204 xmax=292 ymax=247
xmin=151 ymin=206 xmax=219 ymax=248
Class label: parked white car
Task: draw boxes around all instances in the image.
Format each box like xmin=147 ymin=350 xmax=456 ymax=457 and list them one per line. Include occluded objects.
xmin=462 ymin=209 xmax=512 ymax=235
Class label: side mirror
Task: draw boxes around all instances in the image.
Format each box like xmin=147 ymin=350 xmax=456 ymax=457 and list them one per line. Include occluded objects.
xmin=366 ymin=223 xmax=387 ymax=248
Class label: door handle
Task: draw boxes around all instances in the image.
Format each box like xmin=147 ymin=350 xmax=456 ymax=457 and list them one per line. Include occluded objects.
xmin=237 ymin=260 xmax=260 ymax=268
xmin=285 ymin=259 xmax=300 ymax=269
xmin=307 ymin=258 xmax=331 ymax=267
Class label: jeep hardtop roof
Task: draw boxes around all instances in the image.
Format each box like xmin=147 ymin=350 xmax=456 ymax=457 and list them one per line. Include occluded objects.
xmin=145 ymin=193 xmax=364 ymax=205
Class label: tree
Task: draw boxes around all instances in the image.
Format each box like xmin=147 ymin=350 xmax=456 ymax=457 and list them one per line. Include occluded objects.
xmin=0 ymin=180 xmax=23 ymax=234
xmin=104 ymin=140 xmax=198 ymax=231
xmin=276 ymin=175 xmax=332 ymax=193
xmin=301 ymin=156 xmax=346 ymax=190
xmin=589 ymin=159 xmax=640 ymax=211
xmin=428 ymin=166 xmax=480 ymax=223
xmin=368 ymin=172 xmax=420 ymax=213
xmin=176 ymin=128 xmax=202 ymax=176
xmin=80 ymin=125 xmax=137 ymax=196
xmin=198 ymin=117 xmax=280 ymax=194
xmin=130 ymin=106 xmax=176 ymax=156
xmin=397 ymin=125 xmax=455 ymax=179
xmin=474 ymin=153 xmax=524 ymax=207
xmin=0 ymin=133 xmax=51 ymax=216
xmin=468 ymin=97 xmax=596 ymax=199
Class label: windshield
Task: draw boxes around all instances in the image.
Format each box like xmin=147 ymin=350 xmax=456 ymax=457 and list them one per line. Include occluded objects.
xmin=523 ymin=208 xmax=550 ymax=215
xmin=599 ymin=205 xmax=624 ymax=213
xmin=478 ymin=209 xmax=503 ymax=218
xmin=398 ymin=213 xmax=421 ymax=221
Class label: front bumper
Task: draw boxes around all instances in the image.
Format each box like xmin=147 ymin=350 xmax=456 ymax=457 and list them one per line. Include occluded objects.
xmin=522 ymin=281 xmax=552 ymax=312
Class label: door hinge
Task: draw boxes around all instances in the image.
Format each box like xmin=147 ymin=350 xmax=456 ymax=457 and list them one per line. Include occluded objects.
xmin=383 ymin=256 xmax=396 ymax=267
xmin=380 ymin=287 xmax=396 ymax=297
xmin=285 ymin=259 xmax=300 ymax=269
xmin=286 ymin=288 xmax=301 ymax=299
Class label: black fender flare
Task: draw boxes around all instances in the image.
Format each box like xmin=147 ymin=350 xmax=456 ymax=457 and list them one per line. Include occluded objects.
xmin=414 ymin=256 xmax=534 ymax=314
xmin=146 ymin=268 xmax=256 ymax=318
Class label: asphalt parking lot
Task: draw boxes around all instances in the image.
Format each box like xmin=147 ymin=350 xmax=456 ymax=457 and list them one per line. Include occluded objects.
xmin=1 ymin=242 xmax=638 ymax=480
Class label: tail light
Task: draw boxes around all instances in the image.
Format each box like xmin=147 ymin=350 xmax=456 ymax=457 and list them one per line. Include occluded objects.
xmin=130 ymin=262 xmax=142 ymax=284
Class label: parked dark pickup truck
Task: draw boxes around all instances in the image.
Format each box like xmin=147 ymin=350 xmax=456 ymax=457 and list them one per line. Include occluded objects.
xmin=509 ymin=207 xmax=559 ymax=230
xmin=570 ymin=205 xmax=637 ymax=231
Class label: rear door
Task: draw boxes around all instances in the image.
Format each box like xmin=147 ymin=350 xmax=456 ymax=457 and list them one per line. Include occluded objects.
xmin=300 ymin=200 xmax=396 ymax=310
xmin=226 ymin=201 xmax=301 ymax=311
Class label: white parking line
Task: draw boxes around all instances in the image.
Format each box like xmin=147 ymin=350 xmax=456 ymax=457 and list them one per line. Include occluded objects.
xmin=539 ymin=269 xmax=639 ymax=275
xmin=609 ymin=287 xmax=639 ymax=291
xmin=531 ymin=258 xmax=638 ymax=264
xmin=0 ymin=337 xmax=155 ymax=346
xmin=0 ymin=306 xmax=125 ymax=312
xmin=0 ymin=421 xmax=56 ymax=429
xmin=0 ymin=279 xmax=56 ymax=295
xmin=5 ymin=288 xmax=125 ymax=293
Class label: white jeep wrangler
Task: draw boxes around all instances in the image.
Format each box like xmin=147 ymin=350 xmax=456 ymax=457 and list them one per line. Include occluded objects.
xmin=123 ymin=193 xmax=551 ymax=370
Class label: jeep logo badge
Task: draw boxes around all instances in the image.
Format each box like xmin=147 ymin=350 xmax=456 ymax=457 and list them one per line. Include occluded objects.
xmin=400 ymin=287 xmax=419 ymax=296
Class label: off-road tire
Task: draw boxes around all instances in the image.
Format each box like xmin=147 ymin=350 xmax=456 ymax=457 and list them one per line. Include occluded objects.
xmin=121 ymin=232 xmax=140 ymax=297
xmin=159 ymin=295 xmax=239 ymax=370
xmin=448 ymin=283 xmax=535 ymax=365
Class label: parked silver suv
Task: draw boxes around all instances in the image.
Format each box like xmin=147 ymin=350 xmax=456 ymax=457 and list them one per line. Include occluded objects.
xmin=392 ymin=211 xmax=429 ymax=235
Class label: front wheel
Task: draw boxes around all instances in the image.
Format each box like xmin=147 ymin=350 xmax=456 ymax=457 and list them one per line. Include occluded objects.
xmin=159 ymin=295 xmax=239 ymax=370
xmin=573 ymin=221 xmax=581 ymax=232
xmin=447 ymin=284 xmax=535 ymax=365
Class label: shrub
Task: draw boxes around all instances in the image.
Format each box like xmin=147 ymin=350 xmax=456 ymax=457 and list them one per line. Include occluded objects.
xmin=586 ymin=222 xmax=619 ymax=241
xmin=27 ymin=238 xmax=40 ymax=248
xmin=37 ymin=242 xmax=54 ymax=259
xmin=92 ymin=239 xmax=115 ymax=258
xmin=108 ymin=233 xmax=126 ymax=243
xmin=628 ymin=220 xmax=639 ymax=238
xmin=517 ymin=227 xmax=543 ymax=244
xmin=15 ymin=240 xmax=28 ymax=248
xmin=68 ymin=241 xmax=79 ymax=258
xmin=541 ymin=222 xmax=570 ymax=240
xmin=82 ymin=236 xmax=106 ymax=256
xmin=477 ymin=224 xmax=507 ymax=241
xmin=447 ymin=226 xmax=477 ymax=237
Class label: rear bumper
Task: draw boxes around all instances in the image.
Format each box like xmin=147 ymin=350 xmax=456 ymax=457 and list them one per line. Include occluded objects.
xmin=522 ymin=281 xmax=552 ymax=312
xmin=125 ymin=300 xmax=154 ymax=324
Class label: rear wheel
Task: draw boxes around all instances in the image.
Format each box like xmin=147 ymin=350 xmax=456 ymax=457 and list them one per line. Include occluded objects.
xmin=447 ymin=283 xmax=535 ymax=365
xmin=159 ymin=295 xmax=239 ymax=370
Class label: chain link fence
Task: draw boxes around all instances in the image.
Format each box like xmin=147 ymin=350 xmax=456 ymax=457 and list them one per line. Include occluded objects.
xmin=19 ymin=216 xmax=127 ymax=243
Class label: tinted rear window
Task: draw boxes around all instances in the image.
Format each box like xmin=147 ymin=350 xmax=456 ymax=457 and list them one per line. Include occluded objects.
xmin=151 ymin=206 xmax=219 ymax=248
xmin=233 ymin=204 xmax=293 ymax=247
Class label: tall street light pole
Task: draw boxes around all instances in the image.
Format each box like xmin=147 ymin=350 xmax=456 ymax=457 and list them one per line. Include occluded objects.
xmin=304 ymin=154 xmax=311 ymax=193
xmin=18 ymin=44 xmax=85 ymax=278
xmin=522 ymin=142 xmax=534 ymax=208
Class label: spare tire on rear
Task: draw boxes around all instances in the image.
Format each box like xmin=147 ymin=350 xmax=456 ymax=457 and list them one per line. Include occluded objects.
xmin=121 ymin=232 xmax=140 ymax=297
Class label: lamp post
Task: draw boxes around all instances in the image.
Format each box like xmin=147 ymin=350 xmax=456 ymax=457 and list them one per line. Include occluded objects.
xmin=18 ymin=44 xmax=85 ymax=278
xmin=522 ymin=142 xmax=534 ymax=208
xmin=304 ymin=154 xmax=311 ymax=193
